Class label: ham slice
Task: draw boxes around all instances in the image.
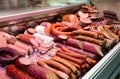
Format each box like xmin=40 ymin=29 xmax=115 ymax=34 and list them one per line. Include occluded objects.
xmin=82 ymin=42 xmax=104 ymax=56
xmin=78 ymin=11 xmax=89 ymax=18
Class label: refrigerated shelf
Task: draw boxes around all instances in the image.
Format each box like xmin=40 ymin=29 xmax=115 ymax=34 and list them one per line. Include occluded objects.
xmin=0 ymin=2 xmax=120 ymax=79
xmin=82 ymin=42 xmax=120 ymax=79
xmin=0 ymin=3 xmax=86 ymax=22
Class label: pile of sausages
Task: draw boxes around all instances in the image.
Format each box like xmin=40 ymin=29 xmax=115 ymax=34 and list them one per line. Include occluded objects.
xmin=0 ymin=5 xmax=120 ymax=79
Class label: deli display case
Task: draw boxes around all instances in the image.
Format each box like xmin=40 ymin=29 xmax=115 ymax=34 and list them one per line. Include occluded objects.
xmin=0 ymin=0 xmax=120 ymax=79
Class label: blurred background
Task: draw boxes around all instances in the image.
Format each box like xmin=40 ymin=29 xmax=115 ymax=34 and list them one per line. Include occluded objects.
xmin=92 ymin=0 xmax=120 ymax=18
xmin=0 ymin=0 xmax=87 ymax=9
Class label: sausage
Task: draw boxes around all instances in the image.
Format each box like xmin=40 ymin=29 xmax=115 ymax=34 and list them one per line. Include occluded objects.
xmin=52 ymin=34 xmax=68 ymax=43
xmin=6 ymin=64 xmax=34 ymax=79
xmin=51 ymin=56 xmax=77 ymax=74
xmin=7 ymin=44 xmax=28 ymax=56
xmin=0 ymin=47 xmax=20 ymax=66
xmin=61 ymin=46 xmax=87 ymax=59
xmin=27 ymin=28 xmax=36 ymax=34
xmin=37 ymin=60 xmax=68 ymax=79
xmin=44 ymin=59 xmax=71 ymax=75
xmin=56 ymin=52 xmax=85 ymax=65
xmin=62 ymin=14 xmax=80 ymax=25
xmin=103 ymin=10 xmax=117 ymax=16
xmin=50 ymin=23 xmax=72 ymax=36
xmin=29 ymin=38 xmax=39 ymax=46
xmin=85 ymin=57 xmax=97 ymax=65
xmin=104 ymin=14 xmax=118 ymax=20
xmin=90 ymin=26 xmax=103 ymax=35
xmin=63 ymin=59 xmax=81 ymax=69
xmin=14 ymin=41 xmax=32 ymax=51
xmin=0 ymin=34 xmax=7 ymax=48
xmin=0 ymin=67 xmax=12 ymax=79
xmin=18 ymin=34 xmax=34 ymax=44
xmin=61 ymin=22 xmax=76 ymax=27
xmin=72 ymin=29 xmax=99 ymax=38
xmin=62 ymin=26 xmax=78 ymax=32
xmin=70 ymin=72 xmax=77 ymax=79
xmin=1 ymin=32 xmax=16 ymax=44
xmin=75 ymin=35 xmax=105 ymax=46
xmin=55 ymin=43 xmax=100 ymax=60
xmin=15 ymin=57 xmax=32 ymax=68
xmin=25 ymin=64 xmax=58 ymax=79
xmin=66 ymin=60 xmax=82 ymax=77
xmin=100 ymin=26 xmax=119 ymax=40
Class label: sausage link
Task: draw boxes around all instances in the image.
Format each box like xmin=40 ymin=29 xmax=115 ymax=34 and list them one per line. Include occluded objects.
xmin=44 ymin=60 xmax=71 ymax=75
xmin=75 ymin=35 xmax=105 ymax=46
xmin=6 ymin=64 xmax=34 ymax=79
xmin=56 ymin=52 xmax=85 ymax=65
xmin=72 ymin=29 xmax=99 ymax=38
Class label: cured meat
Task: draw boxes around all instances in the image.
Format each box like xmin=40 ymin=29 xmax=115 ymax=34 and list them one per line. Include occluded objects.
xmin=26 ymin=64 xmax=58 ymax=79
xmin=6 ymin=64 xmax=34 ymax=79
xmin=30 ymin=38 xmax=39 ymax=46
xmin=8 ymin=44 xmax=28 ymax=56
xmin=51 ymin=56 xmax=77 ymax=74
xmin=55 ymin=43 xmax=100 ymax=59
xmin=0 ymin=47 xmax=20 ymax=66
xmin=15 ymin=57 xmax=32 ymax=68
xmin=62 ymin=14 xmax=80 ymax=25
xmin=0 ymin=67 xmax=12 ymax=79
xmin=56 ymin=52 xmax=85 ymax=65
xmin=18 ymin=34 xmax=34 ymax=44
xmin=14 ymin=41 xmax=32 ymax=51
xmin=82 ymin=42 xmax=104 ymax=56
xmin=0 ymin=34 xmax=7 ymax=48
xmin=44 ymin=59 xmax=71 ymax=74
xmin=72 ymin=29 xmax=99 ymax=38
xmin=78 ymin=11 xmax=89 ymax=18
xmin=38 ymin=60 xmax=68 ymax=79
xmin=75 ymin=35 xmax=105 ymax=46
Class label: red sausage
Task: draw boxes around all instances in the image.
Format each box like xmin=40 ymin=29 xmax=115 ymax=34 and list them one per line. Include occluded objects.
xmin=75 ymin=35 xmax=105 ymax=46
xmin=0 ymin=67 xmax=12 ymax=79
xmin=7 ymin=44 xmax=28 ymax=56
xmin=14 ymin=41 xmax=32 ymax=51
xmin=6 ymin=64 xmax=34 ymax=79
xmin=0 ymin=34 xmax=7 ymax=48
xmin=30 ymin=38 xmax=39 ymax=46
xmin=72 ymin=29 xmax=99 ymax=38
